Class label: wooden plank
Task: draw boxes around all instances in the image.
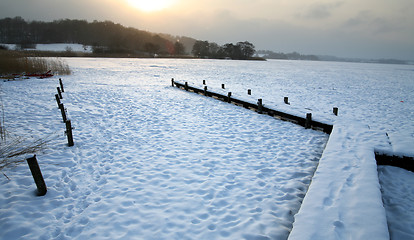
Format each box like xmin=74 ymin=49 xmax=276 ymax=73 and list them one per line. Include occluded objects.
xmin=375 ymin=153 xmax=414 ymax=172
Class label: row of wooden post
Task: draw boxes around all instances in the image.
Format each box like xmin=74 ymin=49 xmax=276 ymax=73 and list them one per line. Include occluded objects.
xmin=172 ymin=79 xmax=333 ymax=133
xmin=200 ymin=79 xmax=339 ymax=116
xmin=55 ymin=79 xmax=74 ymax=147
xmin=26 ymin=78 xmax=73 ymax=196
xmin=27 ymin=78 xmax=76 ymax=196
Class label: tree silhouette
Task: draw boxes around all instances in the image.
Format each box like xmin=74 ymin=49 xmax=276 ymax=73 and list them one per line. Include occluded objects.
xmin=237 ymin=41 xmax=255 ymax=59
xmin=174 ymin=42 xmax=185 ymax=55
xmin=0 ymin=17 xmax=178 ymax=55
xmin=191 ymin=40 xmax=210 ymax=58
xmin=192 ymin=40 xmax=256 ymax=60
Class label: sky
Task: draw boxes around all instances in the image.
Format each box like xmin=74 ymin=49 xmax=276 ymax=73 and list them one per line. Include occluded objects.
xmin=1 ymin=0 xmax=413 ymax=60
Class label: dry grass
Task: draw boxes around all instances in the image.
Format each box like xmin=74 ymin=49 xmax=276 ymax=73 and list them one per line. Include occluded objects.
xmin=0 ymin=50 xmax=71 ymax=76
xmin=0 ymin=132 xmax=51 ymax=173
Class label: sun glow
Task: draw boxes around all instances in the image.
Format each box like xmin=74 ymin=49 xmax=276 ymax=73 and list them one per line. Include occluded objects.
xmin=126 ymin=0 xmax=176 ymax=12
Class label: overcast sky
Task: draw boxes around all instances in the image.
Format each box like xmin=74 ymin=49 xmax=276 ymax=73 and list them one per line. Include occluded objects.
xmin=1 ymin=0 xmax=413 ymax=60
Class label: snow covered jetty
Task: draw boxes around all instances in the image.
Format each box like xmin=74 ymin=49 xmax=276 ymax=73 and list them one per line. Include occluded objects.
xmin=172 ymin=79 xmax=333 ymax=134
xmin=289 ymin=122 xmax=390 ymax=240
xmin=172 ymin=79 xmax=402 ymax=239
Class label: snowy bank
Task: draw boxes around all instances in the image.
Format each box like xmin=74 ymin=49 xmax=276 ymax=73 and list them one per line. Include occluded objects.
xmin=0 ymin=43 xmax=92 ymax=53
xmin=289 ymin=121 xmax=391 ymax=240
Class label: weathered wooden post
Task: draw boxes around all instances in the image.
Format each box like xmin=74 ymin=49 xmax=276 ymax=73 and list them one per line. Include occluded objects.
xmin=203 ymin=80 xmax=206 ymax=85
xmin=57 ymin=87 xmax=62 ymax=99
xmin=257 ymin=99 xmax=263 ymax=114
xmin=333 ymin=107 xmax=338 ymax=116
xmin=227 ymin=92 xmax=232 ymax=103
xmin=65 ymin=120 xmax=74 ymax=147
xmin=222 ymin=84 xmax=225 ymax=89
xmin=305 ymin=113 xmax=312 ymax=129
xmin=284 ymin=97 xmax=290 ymax=105
xmin=26 ymin=155 xmax=47 ymax=196
xmin=59 ymin=78 xmax=64 ymax=92
xmin=185 ymin=82 xmax=188 ymax=91
xmin=171 ymin=78 xmax=174 ymax=87
xmin=204 ymin=86 xmax=208 ymax=96
xmin=55 ymin=94 xmax=61 ymax=107
xmin=59 ymin=103 xmax=67 ymax=122
xmin=248 ymin=89 xmax=251 ymax=95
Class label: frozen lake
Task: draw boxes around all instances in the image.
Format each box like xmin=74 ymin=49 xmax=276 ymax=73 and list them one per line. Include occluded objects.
xmin=0 ymin=58 xmax=413 ymax=239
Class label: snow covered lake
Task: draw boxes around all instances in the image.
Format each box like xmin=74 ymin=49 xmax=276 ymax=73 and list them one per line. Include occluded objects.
xmin=1 ymin=58 xmax=413 ymax=239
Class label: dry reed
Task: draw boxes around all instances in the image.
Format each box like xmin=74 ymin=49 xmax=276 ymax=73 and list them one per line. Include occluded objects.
xmin=0 ymin=133 xmax=50 ymax=170
xmin=0 ymin=50 xmax=71 ymax=76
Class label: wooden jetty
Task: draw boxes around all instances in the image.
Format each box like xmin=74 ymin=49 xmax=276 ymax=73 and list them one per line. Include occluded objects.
xmin=171 ymin=79 xmax=333 ymax=134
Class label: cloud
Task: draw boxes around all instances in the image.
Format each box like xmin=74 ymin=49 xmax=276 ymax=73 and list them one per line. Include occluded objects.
xmin=298 ymin=1 xmax=344 ymax=20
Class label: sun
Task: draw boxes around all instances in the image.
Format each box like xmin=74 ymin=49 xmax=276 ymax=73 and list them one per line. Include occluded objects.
xmin=126 ymin=0 xmax=176 ymax=12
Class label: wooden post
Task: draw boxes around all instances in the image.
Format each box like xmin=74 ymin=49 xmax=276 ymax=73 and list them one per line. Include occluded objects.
xmin=257 ymin=99 xmax=263 ymax=114
xmin=305 ymin=113 xmax=312 ymax=129
xmin=59 ymin=103 xmax=67 ymax=122
xmin=185 ymin=82 xmax=188 ymax=91
xmin=204 ymin=86 xmax=208 ymax=96
xmin=171 ymin=78 xmax=174 ymax=87
xmin=227 ymin=92 xmax=232 ymax=103
xmin=26 ymin=155 xmax=47 ymax=196
xmin=55 ymin=94 xmax=61 ymax=107
xmin=333 ymin=107 xmax=338 ymax=116
xmin=203 ymin=80 xmax=206 ymax=85
xmin=248 ymin=89 xmax=251 ymax=95
xmin=65 ymin=120 xmax=74 ymax=147
xmin=57 ymin=87 xmax=62 ymax=99
xmin=284 ymin=97 xmax=289 ymax=105
xmin=59 ymin=78 xmax=64 ymax=92
xmin=222 ymin=84 xmax=225 ymax=89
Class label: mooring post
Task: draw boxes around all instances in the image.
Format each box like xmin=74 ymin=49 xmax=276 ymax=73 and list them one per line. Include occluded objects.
xmin=55 ymin=94 xmax=61 ymax=107
xmin=284 ymin=97 xmax=290 ymax=105
xmin=171 ymin=78 xmax=174 ymax=87
xmin=65 ymin=120 xmax=74 ymax=147
xmin=257 ymin=99 xmax=263 ymax=114
xmin=204 ymin=86 xmax=208 ymax=96
xmin=222 ymin=84 xmax=225 ymax=89
xmin=57 ymin=87 xmax=62 ymax=99
xmin=203 ymin=80 xmax=206 ymax=85
xmin=185 ymin=82 xmax=188 ymax=91
xmin=248 ymin=89 xmax=251 ymax=95
xmin=26 ymin=155 xmax=47 ymax=196
xmin=59 ymin=78 xmax=64 ymax=92
xmin=227 ymin=92 xmax=232 ymax=103
xmin=59 ymin=103 xmax=67 ymax=122
xmin=305 ymin=113 xmax=312 ymax=129
xmin=333 ymin=107 xmax=338 ymax=116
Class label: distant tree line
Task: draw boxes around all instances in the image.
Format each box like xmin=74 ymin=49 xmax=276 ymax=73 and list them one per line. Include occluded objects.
xmin=191 ymin=40 xmax=256 ymax=60
xmin=258 ymin=50 xmax=319 ymax=61
xmin=0 ymin=16 xmax=188 ymax=56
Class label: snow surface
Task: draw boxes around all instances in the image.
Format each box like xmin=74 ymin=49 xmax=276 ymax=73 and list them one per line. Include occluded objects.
xmin=1 ymin=58 xmax=413 ymax=239
xmin=378 ymin=166 xmax=414 ymax=239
